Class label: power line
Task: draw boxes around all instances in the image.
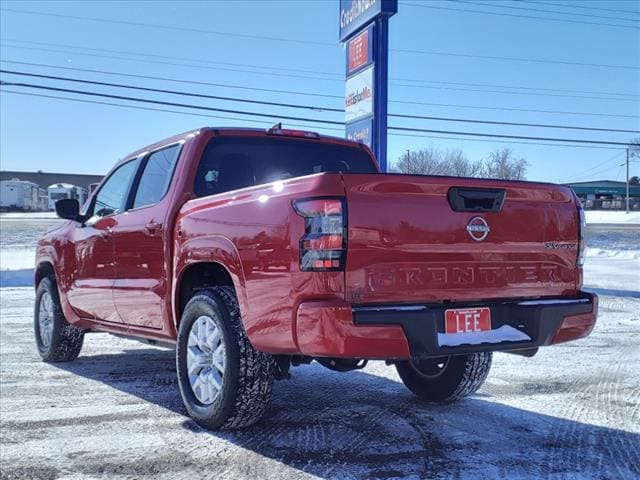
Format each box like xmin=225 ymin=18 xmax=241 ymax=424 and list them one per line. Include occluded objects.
xmin=392 ymin=80 xmax=635 ymax=102
xmin=2 ymin=8 xmax=638 ymax=70
xmin=0 ymin=88 xmax=624 ymax=151
xmin=388 ymin=125 xmax=631 ymax=146
xmin=0 ymin=89 xmax=344 ymax=134
xmin=0 ymin=43 xmax=339 ymax=83
xmin=3 ymin=59 xmax=638 ymax=120
xmin=387 ymin=131 xmax=622 ymax=150
xmin=391 ymin=45 xmax=639 ymax=71
xmin=561 ymin=152 xmax=629 ymax=183
xmin=0 ymin=60 xmax=344 ymax=101
xmin=402 ymin=1 xmax=640 ymax=30
xmin=0 ymin=38 xmax=342 ymax=79
xmin=6 ymin=41 xmax=638 ymax=103
xmin=453 ymin=0 xmax=640 ymax=23
xmin=4 ymin=69 xmax=638 ymax=134
xmin=5 ymin=37 xmax=638 ymax=98
xmin=390 ymin=111 xmax=640 ymax=134
xmin=0 ymin=80 xmax=344 ymax=126
xmin=1 ymin=80 xmax=632 ymax=146
xmin=518 ymin=1 xmax=640 ymax=17
xmin=0 ymin=69 xmax=342 ymax=114
xmin=392 ymin=75 xmax=638 ymax=98
xmin=558 ymin=151 xmax=625 ymax=182
xmin=0 ymin=8 xmax=338 ymax=47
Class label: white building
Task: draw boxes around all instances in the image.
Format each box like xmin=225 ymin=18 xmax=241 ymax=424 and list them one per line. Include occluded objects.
xmin=0 ymin=179 xmax=44 ymax=211
xmin=47 ymin=183 xmax=88 ymax=211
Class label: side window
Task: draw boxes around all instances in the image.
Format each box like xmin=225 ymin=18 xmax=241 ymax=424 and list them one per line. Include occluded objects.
xmin=88 ymin=159 xmax=139 ymax=221
xmin=132 ymin=144 xmax=181 ymax=209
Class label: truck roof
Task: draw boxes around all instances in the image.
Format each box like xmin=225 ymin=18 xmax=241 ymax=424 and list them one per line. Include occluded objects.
xmin=119 ymin=127 xmax=366 ymax=166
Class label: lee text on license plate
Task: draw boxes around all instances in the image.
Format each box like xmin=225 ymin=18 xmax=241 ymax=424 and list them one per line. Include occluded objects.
xmin=445 ymin=307 xmax=491 ymax=334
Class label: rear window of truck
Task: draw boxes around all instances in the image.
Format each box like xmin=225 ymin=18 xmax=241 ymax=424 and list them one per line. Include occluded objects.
xmin=194 ymin=136 xmax=377 ymax=197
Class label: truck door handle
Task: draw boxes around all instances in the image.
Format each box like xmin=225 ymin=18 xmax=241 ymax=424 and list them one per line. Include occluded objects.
xmin=144 ymin=221 xmax=161 ymax=236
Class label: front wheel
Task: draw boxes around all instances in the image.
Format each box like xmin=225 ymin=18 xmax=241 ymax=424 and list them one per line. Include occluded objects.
xmin=395 ymin=352 xmax=492 ymax=402
xmin=34 ymin=276 xmax=84 ymax=362
xmin=176 ymin=287 xmax=275 ymax=430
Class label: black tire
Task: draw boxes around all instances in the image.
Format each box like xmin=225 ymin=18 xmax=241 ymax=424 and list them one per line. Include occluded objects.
xmin=34 ymin=276 xmax=84 ymax=362
xmin=176 ymin=286 xmax=275 ymax=430
xmin=396 ymin=353 xmax=492 ymax=402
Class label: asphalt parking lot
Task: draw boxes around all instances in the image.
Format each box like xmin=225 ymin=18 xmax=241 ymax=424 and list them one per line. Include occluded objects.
xmin=1 ymin=286 xmax=638 ymax=480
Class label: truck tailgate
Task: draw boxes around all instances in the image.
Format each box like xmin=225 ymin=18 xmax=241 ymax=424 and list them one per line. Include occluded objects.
xmin=343 ymin=174 xmax=580 ymax=304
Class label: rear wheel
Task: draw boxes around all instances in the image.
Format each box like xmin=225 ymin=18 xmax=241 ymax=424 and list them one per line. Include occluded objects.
xmin=395 ymin=352 xmax=492 ymax=402
xmin=176 ymin=287 xmax=275 ymax=430
xmin=34 ymin=276 xmax=84 ymax=362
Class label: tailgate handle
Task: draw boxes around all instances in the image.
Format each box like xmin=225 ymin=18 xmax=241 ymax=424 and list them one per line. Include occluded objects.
xmin=447 ymin=187 xmax=505 ymax=212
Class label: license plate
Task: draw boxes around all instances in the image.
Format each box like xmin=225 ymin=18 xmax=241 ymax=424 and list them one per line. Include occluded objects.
xmin=445 ymin=307 xmax=491 ymax=334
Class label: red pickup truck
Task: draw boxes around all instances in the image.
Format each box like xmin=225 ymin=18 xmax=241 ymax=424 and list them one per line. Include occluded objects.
xmin=35 ymin=127 xmax=597 ymax=430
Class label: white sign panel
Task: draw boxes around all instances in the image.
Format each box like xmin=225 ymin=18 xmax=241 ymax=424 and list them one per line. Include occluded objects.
xmin=345 ymin=65 xmax=374 ymax=123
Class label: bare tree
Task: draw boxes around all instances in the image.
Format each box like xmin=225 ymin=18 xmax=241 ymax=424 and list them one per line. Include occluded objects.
xmin=482 ymin=148 xmax=529 ymax=180
xmin=395 ymin=145 xmax=528 ymax=180
xmin=396 ymin=147 xmax=443 ymax=175
xmin=443 ymin=148 xmax=484 ymax=177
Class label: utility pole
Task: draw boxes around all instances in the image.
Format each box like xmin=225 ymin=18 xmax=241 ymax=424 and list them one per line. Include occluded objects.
xmin=626 ymin=148 xmax=630 ymax=214
xmin=406 ymin=149 xmax=411 ymax=174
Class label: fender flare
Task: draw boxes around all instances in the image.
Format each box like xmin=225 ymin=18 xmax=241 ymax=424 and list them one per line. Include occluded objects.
xmin=173 ymin=235 xmax=249 ymax=329
xmin=34 ymin=249 xmax=82 ymax=325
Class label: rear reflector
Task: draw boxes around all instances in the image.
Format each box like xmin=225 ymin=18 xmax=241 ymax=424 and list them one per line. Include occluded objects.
xmin=577 ymin=203 xmax=587 ymax=267
xmin=293 ymin=197 xmax=346 ymax=272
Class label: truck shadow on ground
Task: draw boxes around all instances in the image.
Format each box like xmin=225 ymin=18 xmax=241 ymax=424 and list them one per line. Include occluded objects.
xmin=54 ymin=347 xmax=640 ymax=479
xmin=585 ymin=287 xmax=640 ymax=299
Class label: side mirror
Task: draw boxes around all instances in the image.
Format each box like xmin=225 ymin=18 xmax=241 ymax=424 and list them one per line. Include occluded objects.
xmin=55 ymin=198 xmax=82 ymax=222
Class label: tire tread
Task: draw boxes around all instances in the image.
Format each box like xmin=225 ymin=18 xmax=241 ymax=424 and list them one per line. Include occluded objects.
xmin=36 ymin=276 xmax=84 ymax=362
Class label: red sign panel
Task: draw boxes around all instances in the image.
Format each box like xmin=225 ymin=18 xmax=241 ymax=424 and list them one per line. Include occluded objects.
xmin=347 ymin=28 xmax=370 ymax=75
xmin=445 ymin=307 xmax=492 ymax=334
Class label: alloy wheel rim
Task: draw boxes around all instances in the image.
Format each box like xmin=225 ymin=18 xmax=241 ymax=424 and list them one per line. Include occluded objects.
xmin=38 ymin=291 xmax=54 ymax=348
xmin=186 ymin=315 xmax=226 ymax=405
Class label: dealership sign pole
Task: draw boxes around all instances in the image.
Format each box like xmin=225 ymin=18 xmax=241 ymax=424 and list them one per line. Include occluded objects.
xmin=340 ymin=0 xmax=397 ymax=172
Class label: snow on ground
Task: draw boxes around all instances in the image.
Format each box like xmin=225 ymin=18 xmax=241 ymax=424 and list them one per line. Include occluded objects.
xmin=585 ymin=210 xmax=640 ymax=225
xmin=0 ymin=214 xmax=639 ymax=479
xmin=0 ymin=215 xmax=62 ymax=287
xmin=0 ymin=287 xmax=638 ymax=478
xmin=0 ymin=212 xmax=59 ymax=220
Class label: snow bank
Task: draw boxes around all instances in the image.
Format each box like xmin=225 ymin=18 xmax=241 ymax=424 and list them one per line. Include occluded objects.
xmin=585 ymin=210 xmax=640 ymax=225
xmin=0 ymin=212 xmax=58 ymax=220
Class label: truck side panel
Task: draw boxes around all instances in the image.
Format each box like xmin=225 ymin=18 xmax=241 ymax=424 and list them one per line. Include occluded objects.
xmin=176 ymin=173 xmax=347 ymax=353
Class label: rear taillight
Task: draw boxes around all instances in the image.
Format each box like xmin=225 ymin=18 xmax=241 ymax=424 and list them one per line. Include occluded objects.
xmin=577 ymin=203 xmax=586 ymax=267
xmin=293 ymin=197 xmax=346 ymax=271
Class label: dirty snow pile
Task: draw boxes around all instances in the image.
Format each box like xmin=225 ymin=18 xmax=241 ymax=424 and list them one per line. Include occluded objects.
xmin=585 ymin=210 xmax=640 ymax=225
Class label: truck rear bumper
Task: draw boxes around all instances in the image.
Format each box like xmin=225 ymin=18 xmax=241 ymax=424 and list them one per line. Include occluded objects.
xmin=295 ymin=292 xmax=597 ymax=359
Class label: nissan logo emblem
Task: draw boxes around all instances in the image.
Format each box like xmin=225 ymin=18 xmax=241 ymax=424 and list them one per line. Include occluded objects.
xmin=466 ymin=216 xmax=490 ymax=241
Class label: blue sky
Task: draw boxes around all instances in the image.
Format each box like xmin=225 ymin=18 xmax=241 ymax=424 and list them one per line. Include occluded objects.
xmin=1 ymin=0 xmax=638 ymax=183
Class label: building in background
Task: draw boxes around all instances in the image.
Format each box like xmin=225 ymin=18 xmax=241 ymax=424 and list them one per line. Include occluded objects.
xmin=0 ymin=170 xmax=102 ymax=212
xmin=47 ymin=183 xmax=88 ymax=211
xmin=564 ymin=180 xmax=640 ymax=211
xmin=0 ymin=170 xmax=102 ymax=191
xmin=0 ymin=179 xmax=46 ymax=212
